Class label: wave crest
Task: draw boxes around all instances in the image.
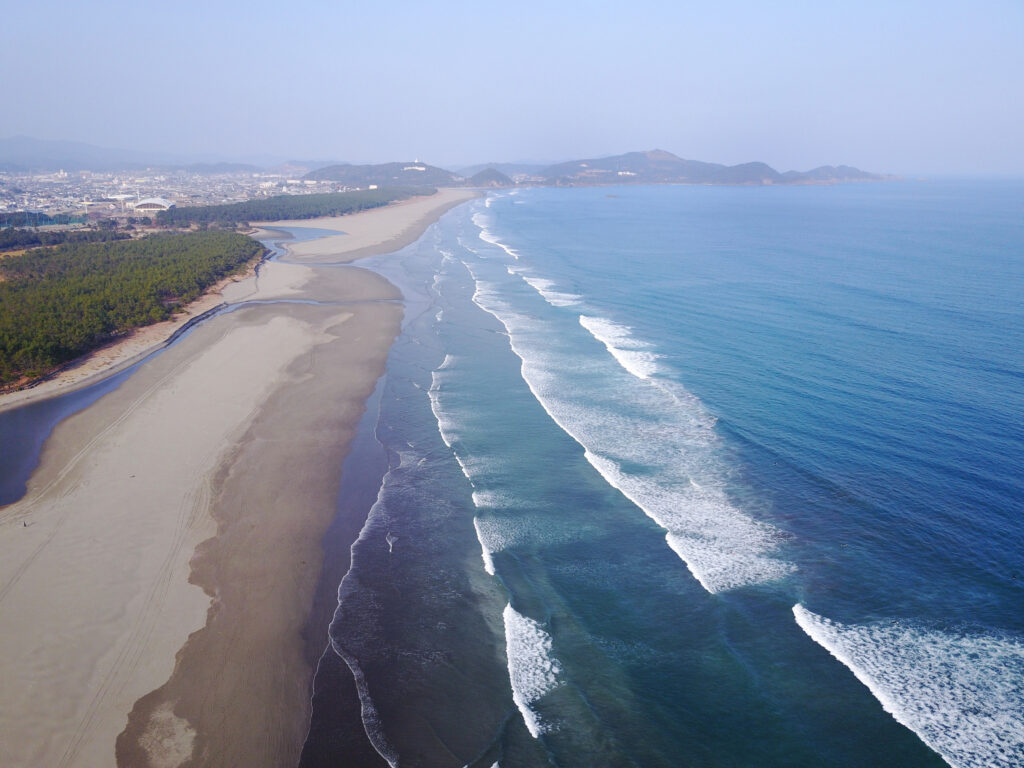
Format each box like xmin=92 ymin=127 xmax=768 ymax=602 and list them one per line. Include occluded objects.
xmin=794 ymin=605 xmax=1024 ymax=768
xmin=503 ymin=604 xmax=563 ymax=738
xmin=579 ymin=314 xmax=660 ymax=379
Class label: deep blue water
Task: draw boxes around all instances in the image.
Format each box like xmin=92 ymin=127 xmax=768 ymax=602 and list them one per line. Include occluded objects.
xmin=306 ymin=181 xmax=1024 ymax=768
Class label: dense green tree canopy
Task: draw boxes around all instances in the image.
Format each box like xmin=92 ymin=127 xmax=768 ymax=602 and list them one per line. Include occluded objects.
xmin=0 ymin=231 xmax=264 ymax=385
xmin=156 ymin=187 xmax=429 ymax=227
xmin=0 ymin=227 xmax=129 ymax=252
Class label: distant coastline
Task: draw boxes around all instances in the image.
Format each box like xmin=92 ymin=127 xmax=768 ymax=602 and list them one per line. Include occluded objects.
xmin=297 ymin=149 xmax=889 ymax=188
xmin=1 ymin=135 xmax=889 ymax=190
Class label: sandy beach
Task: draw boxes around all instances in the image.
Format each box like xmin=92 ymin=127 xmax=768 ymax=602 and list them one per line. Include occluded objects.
xmin=0 ymin=188 xmax=478 ymax=767
xmin=257 ymin=187 xmax=477 ymax=266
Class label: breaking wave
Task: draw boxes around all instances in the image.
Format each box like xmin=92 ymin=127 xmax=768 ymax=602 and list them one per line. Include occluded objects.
xmin=503 ymin=603 xmax=563 ymax=738
xmin=794 ymin=605 xmax=1024 ymax=768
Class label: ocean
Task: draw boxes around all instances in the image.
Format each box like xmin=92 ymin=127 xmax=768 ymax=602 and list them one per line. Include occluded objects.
xmin=1 ymin=182 xmax=1020 ymax=767
xmin=301 ymin=181 xmax=1024 ymax=767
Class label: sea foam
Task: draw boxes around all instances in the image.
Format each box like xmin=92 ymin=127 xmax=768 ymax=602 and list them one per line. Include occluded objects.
xmin=587 ymin=450 xmax=795 ymax=592
xmin=503 ymin=603 xmax=563 ymax=738
xmin=579 ymin=315 xmax=660 ymax=379
xmin=427 ymin=373 xmax=457 ymax=450
xmin=470 ymin=491 xmax=513 ymax=578
xmin=794 ymin=605 xmax=1024 ymax=768
xmin=329 ymin=641 xmax=400 ymax=767
xmin=520 ymin=275 xmax=583 ymax=308
xmin=473 ymin=211 xmax=520 ymax=260
xmin=503 ymin=262 xmax=584 ymax=308
xmin=464 ymin=258 xmax=794 ymax=593
xmin=429 ymin=362 xmax=489 ymax=486
xmin=473 ymin=517 xmax=496 ymax=575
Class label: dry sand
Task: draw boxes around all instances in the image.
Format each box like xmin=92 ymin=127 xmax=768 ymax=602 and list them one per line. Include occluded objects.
xmin=0 ymin=188 xmax=478 ymax=767
xmin=259 ymin=186 xmax=477 ymax=265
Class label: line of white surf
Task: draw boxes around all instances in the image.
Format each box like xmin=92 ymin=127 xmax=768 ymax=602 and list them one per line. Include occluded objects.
xmin=794 ymin=605 xmax=1024 ymax=768
xmin=503 ymin=603 xmax=563 ymax=738
xmin=579 ymin=314 xmax=660 ymax=380
xmin=462 ymin=235 xmax=794 ymax=594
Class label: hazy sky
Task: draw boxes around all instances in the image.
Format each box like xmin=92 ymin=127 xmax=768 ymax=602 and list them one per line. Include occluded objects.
xmin=3 ymin=0 xmax=1022 ymax=174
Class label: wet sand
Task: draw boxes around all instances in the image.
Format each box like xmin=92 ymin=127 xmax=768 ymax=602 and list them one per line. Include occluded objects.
xmin=0 ymin=189 xmax=478 ymax=767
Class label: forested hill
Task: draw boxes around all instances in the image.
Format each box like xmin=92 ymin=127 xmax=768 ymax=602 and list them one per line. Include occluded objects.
xmin=0 ymin=231 xmax=264 ymax=387
xmin=469 ymin=168 xmax=514 ymax=187
xmin=539 ymin=150 xmax=884 ymax=185
xmin=156 ymin=187 xmax=428 ymax=227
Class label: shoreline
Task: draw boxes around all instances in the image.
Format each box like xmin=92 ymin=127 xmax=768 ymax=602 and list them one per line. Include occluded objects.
xmin=0 ymin=188 xmax=479 ymax=416
xmin=257 ymin=187 xmax=481 ymax=264
xmin=0 ymin=187 xmax=479 ymax=767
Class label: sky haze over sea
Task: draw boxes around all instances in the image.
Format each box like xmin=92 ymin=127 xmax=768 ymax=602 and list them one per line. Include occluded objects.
xmin=2 ymin=0 xmax=1023 ymax=175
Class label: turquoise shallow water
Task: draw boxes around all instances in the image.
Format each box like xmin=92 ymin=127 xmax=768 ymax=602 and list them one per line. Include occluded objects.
xmin=303 ymin=181 xmax=1024 ymax=767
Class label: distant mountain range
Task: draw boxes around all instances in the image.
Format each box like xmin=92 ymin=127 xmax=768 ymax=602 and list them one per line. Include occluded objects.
xmin=303 ymin=161 xmax=458 ymax=187
xmin=275 ymin=160 xmax=347 ymax=175
xmin=0 ymin=137 xmax=886 ymax=187
xmin=0 ymin=137 xmax=273 ymax=174
xmin=0 ymin=136 xmax=181 ymax=172
xmin=455 ymin=161 xmax=550 ymax=179
xmin=538 ymin=150 xmax=885 ymax=185
xmin=301 ymin=152 xmax=883 ymax=188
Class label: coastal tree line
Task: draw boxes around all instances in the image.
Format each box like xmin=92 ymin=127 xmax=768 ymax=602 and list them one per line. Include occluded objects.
xmin=0 ymin=232 xmax=265 ymax=386
xmin=0 ymin=211 xmax=86 ymax=228
xmin=0 ymin=227 xmax=129 ymax=252
xmin=156 ymin=186 xmax=429 ymax=227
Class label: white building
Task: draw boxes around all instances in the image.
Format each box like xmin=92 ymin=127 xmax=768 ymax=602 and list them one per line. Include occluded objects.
xmin=131 ymin=197 xmax=175 ymax=213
